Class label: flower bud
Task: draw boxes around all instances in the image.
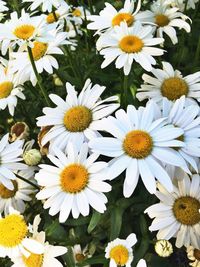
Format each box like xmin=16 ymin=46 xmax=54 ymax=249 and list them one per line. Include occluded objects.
xmin=23 ymin=149 xmax=42 ymax=166
xmin=155 ymin=239 xmax=173 ymax=257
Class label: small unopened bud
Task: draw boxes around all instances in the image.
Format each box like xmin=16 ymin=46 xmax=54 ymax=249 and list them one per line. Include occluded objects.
xmin=53 ymin=74 xmax=63 ymax=86
xmin=23 ymin=149 xmax=42 ymax=166
xmin=10 ymin=122 xmax=29 ymax=142
xmin=155 ymin=240 xmax=173 ymax=257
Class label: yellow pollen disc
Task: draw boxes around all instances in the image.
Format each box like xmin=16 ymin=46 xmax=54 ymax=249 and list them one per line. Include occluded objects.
xmin=110 ymin=245 xmax=129 ymax=266
xmin=194 ymin=249 xmax=200 ymax=261
xmin=155 ymin=14 xmax=170 ymax=27
xmin=14 ymin=25 xmax=35 ymax=40
xmin=0 ymin=214 xmax=28 ymax=247
xmin=123 ymin=130 xmax=153 ymax=159
xmin=119 ymin=35 xmax=144 ymax=53
xmin=173 ymin=196 xmax=200 ymax=225
xmin=161 ymin=77 xmax=189 ymax=101
xmin=60 ymin=164 xmax=89 ymax=194
xmin=0 ymin=81 xmax=13 ymax=99
xmin=72 ymin=9 xmax=82 ymax=17
xmin=63 ymin=106 xmax=92 ymax=132
xmin=22 ymin=253 xmax=44 ymax=267
xmin=75 ymin=253 xmax=86 ymax=262
xmin=0 ymin=180 xmax=18 ymax=199
xmin=46 ymin=12 xmax=60 ymax=24
xmin=31 ymin=42 xmax=48 ymax=61
xmin=112 ymin=13 xmax=134 ymax=27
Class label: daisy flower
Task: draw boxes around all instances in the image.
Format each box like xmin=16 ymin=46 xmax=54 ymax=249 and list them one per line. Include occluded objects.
xmin=89 ymin=102 xmax=188 ymax=197
xmin=0 ymin=10 xmax=54 ymax=55
xmin=45 ymin=2 xmax=69 ymax=25
xmin=35 ymin=143 xmax=111 ymax=223
xmin=0 ymin=60 xmax=25 ymax=116
xmin=72 ymin=244 xmax=91 ymax=266
xmin=10 ymin=29 xmax=72 ymax=86
xmin=0 ymin=208 xmax=44 ymax=258
xmin=187 ymin=246 xmax=200 ymax=267
xmin=0 ymin=170 xmax=35 ymax=215
xmin=136 ymin=62 xmax=200 ymax=104
xmin=145 ymin=172 xmax=200 ymax=248
xmin=11 ymin=215 xmax=67 ymax=266
xmin=151 ymin=96 xmax=200 ymax=172
xmin=69 ymin=6 xmax=90 ymax=26
xmin=105 ymin=233 xmax=137 ymax=267
xmin=0 ymin=0 xmax=8 ymax=21
xmin=0 ymin=134 xmax=27 ymax=190
xmin=147 ymin=0 xmax=191 ymax=44
xmin=36 ymin=79 xmax=119 ymax=152
xmin=166 ymin=0 xmax=199 ymax=10
xmin=23 ymin=0 xmax=66 ymax=12
xmin=98 ymin=21 xmax=164 ymax=75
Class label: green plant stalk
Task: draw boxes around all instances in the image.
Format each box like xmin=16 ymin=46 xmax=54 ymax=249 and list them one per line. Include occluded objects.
xmin=195 ymin=36 xmax=200 ymax=66
xmin=184 ymin=0 xmax=189 ymax=12
xmin=124 ymin=75 xmax=128 ymax=108
xmin=87 ymin=0 xmax=94 ymax=14
xmin=27 ymin=46 xmax=51 ymax=106
xmin=16 ymin=173 xmax=40 ymax=190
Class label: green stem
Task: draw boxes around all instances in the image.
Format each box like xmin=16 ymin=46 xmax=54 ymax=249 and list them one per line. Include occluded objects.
xmin=184 ymin=0 xmax=189 ymax=12
xmin=27 ymin=46 xmax=51 ymax=106
xmin=123 ymin=75 xmax=128 ymax=108
xmin=16 ymin=173 xmax=40 ymax=190
xmin=195 ymin=36 xmax=200 ymax=66
xmin=87 ymin=0 xmax=94 ymax=14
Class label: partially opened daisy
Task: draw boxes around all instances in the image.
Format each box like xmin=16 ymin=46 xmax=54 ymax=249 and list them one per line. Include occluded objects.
xmin=37 ymin=79 xmax=119 ymax=152
xmin=23 ymin=0 xmax=65 ymax=12
xmin=136 ymin=62 xmax=200 ymax=104
xmin=35 ymin=143 xmax=111 ymax=223
xmin=0 ymin=10 xmax=54 ymax=55
xmin=11 ymin=215 xmax=67 ymax=266
xmin=0 ymin=134 xmax=27 ymax=190
xmin=0 ymin=60 xmax=25 ymax=116
xmin=0 ymin=208 xmax=44 ymax=258
xmin=105 ymin=233 xmax=137 ymax=267
xmin=98 ymin=21 xmax=164 ymax=75
xmin=89 ymin=102 xmax=188 ymax=197
xmin=145 ymin=172 xmax=200 ymax=248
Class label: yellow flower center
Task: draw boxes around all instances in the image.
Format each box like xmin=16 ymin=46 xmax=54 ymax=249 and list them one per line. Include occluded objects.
xmin=0 ymin=214 xmax=28 ymax=247
xmin=173 ymin=196 xmax=200 ymax=225
xmin=60 ymin=164 xmax=89 ymax=193
xmin=0 ymin=180 xmax=18 ymax=199
xmin=112 ymin=13 xmax=134 ymax=27
xmin=123 ymin=130 xmax=153 ymax=158
xmin=63 ymin=106 xmax=92 ymax=132
xmin=22 ymin=253 xmax=44 ymax=267
xmin=194 ymin=249 xmax=200 ymax=261
xmin=0 ymin=81 xmax=13 ymax=99
xmin=72 ymin=9 xmax=82 ymax=17
xmin=14 ymin=25 xmax=35 ymax=40
xmin=31 ymin=42 xmax=48 ymax=61
xmin=110 ymin=245 xmax=129 ymax=266
xmin=46 ymin=12 xmax=60 ymax=24
xmin=75 ymin=253 xmax=86 ymax=262
xmin=161 ymin=77 xmax=189 ymax=101
xmin=155 ymin=14 xmax=170 ymax=27
xmin=119 ymin=35 xmax=144 ymax=53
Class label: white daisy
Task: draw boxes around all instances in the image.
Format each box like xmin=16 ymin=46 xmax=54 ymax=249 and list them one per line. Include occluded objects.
xmin=0 ymin=0 xmax=7 ymax=12
xmin=151 ymin=96 xmax=200 ymax=172
xmin=166 ymin=0 xmax=199 ymax=10
xmin=69 ymin=6 xmax=90 ymax=26
xmin=10 ymin=29 xmax=72 ymax=86
xmin=145 ymin=172 xmax=200 ymax=248
xmin=0 ymin=10 xmax=54 ymax=55
xmin=11 ymin=214 xmax=67 ymax=267
xmin=0 ymin=60 xmax=25 ymax=116
xmin=98 ymin=21 xmax=164 ymax=75
xmin=0 ymin=208 xmax=44 ymax=258
xmin=36 ymin=79 xmax=119 ymax=152
xmin=105 ymin=233 xmax=137 ymax=267
xmin=147 ymin=0 xmax=191 ymax=44
xmin=35 ymin=143 xmax=111 ymax=223
xmin=45 ymin=2 xmax=70 ymax=25
xmin=89 ymin=102 xmax=188 ymax=197
xmin=136 ymin=61 xmax=200 ymax=104
xmin=187 ymin=246 xmax=200 ymax=267
xmin=23 ymin=0 xmax=66 ymax=12
xmin=72 ymin=244 xmax=91 ymax=266
xmin=0 ymin=134 xmax=27 ymax=190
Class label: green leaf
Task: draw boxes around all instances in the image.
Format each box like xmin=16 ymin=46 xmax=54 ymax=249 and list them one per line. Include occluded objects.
xmin=77 ymin=255 xmax=107 ymax=266
xmin=87 ymin=211 xmax=101 ymax=234
xmin=110 ymin=206 xmax=123 ymax=240
xmin=63 ymin=247 xmax=76 ymax=267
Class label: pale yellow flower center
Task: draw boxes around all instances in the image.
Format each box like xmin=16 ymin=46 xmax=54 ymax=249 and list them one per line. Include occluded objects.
xmin=60 ymin=164 xmax=89 ymax=193
xmin=22 ymin=253 xmax=44 ymax=267
xmin=161 ymin=77 xmax=189 ymax=101
xmin=110 ymin=245 xmax=129 ymax=266
xmin=46 ymin=12 xmax=60 ymax=24
xmin=14 ymin=25 xmax=35 ymax=40
xmin=0 ymin=81 xmax=13 ymax=99
xmin=72 ymin=9 xmax=82 ymax=17
xmin=155 ymin=14 xmax=170 ymax=27
xmin=123 ymin=130 xmax=153 ymax=158
xmin=0 ymin=214 xmax=28 ymax=247
xmin=63 ymin=106 xmax=92 ymax=132
xmin=0 ymin=180 xmax=18 ymax=199
xmin=31 ymin=42 xmax=48 ymax=61
xmin=173 ymin=196 xmax=200 ymax=225
xmin=119 ymin=35 xmax=143 ymax=53
xmin=112 ymin=13 xmax=134 ymax=27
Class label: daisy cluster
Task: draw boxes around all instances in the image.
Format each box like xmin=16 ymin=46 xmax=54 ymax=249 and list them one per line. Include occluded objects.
xmin=0 ymin=0 xmax=199 ymax=266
